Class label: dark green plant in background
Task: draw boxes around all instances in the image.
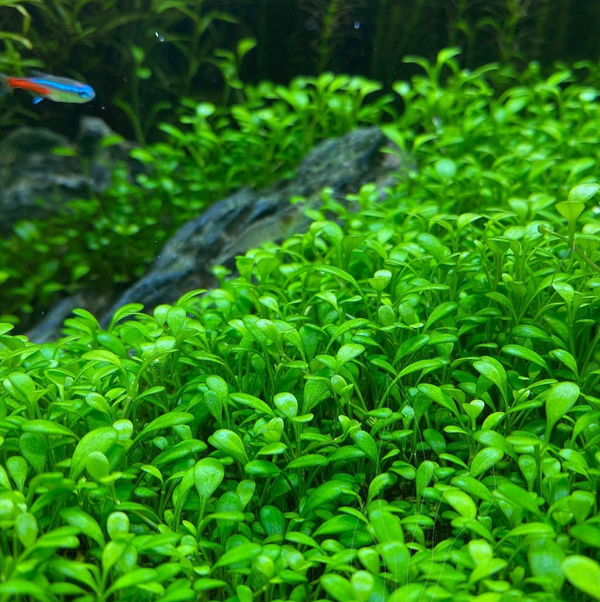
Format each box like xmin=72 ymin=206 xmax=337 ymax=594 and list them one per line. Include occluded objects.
xmin=298 ymin=0 xmax=363 ymax=74
xmin=0 ymin=0 xmax=243 ymax=140
xmin=2 ymin=0 xmax=600 ymax=139
xmin=0 ymin=0 xmax=43 ymax=128
xmin=0 ymin=50 xmax=600 ymax=601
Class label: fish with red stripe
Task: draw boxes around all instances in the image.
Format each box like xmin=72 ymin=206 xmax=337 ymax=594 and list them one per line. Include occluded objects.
xmin=0 ymin=71 xmax=95 ymax=104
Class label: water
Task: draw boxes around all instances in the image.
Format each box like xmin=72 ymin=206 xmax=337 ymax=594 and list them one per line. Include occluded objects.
xmin=1 ymin=4 xmax=600 ymax=602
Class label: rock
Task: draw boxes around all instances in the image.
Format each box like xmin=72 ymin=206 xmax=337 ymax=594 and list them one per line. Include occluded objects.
xmin=97 ymin=126 xmax=403 ymax=324
xmin=0 ymin=117 xmax=140 ymax=231
xmin=25 ymin=291 xmax=113 ymax=345
xmin=27 ymin=126 xmax=407 ymax=341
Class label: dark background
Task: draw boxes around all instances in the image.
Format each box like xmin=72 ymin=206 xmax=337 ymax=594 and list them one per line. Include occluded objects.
xmin=2 ymin=0 xmax=600 ymax=141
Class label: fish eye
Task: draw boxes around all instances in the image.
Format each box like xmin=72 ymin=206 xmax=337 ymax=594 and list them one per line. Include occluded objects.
xmin=78 ymin=90 xmax=89 ymax=98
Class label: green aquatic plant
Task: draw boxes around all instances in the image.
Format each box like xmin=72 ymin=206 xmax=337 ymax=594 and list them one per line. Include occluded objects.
xmin=0 ymin=0 xmax=43 ymax=128
xmin=0 ymin=72 xmax=391 ymax=328
xmin=0 ymin=132 xmax=599 ymax=599
xmin=299 ymin=0 xmax=363 ymax=73
xmin=0 ymin=0 xmax=242 ymax=139
xmin=4 ymin=0 xmax=600 ymax=138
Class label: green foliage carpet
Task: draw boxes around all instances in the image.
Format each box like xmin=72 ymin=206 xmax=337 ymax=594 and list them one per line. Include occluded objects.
xmin=1 ymin=50 xmax=600 ymax=601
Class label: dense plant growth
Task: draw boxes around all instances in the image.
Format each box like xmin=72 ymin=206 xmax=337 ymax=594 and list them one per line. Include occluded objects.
xmin=0 ymin=72 xmax=389 ymax=328
xmin=3 ymin=0 xmax=600 ymax=138
xmin=1 ymin=50 xmax=600 ymax=600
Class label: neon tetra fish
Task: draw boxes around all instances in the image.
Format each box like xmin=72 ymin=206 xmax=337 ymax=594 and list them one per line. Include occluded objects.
xmin=0 ymin=71 xmax=95 ymax=104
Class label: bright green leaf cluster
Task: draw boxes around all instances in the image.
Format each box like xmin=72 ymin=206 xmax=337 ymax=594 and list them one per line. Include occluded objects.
xmin=1 ymin=50 xmax=600 ymax=601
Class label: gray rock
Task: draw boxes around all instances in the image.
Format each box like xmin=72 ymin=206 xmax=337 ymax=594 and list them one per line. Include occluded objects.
xmin=0 ymin=117 xmax=140 ymax=231
xmin=99 ymin=126 xmax=403 ymax=324
xmin=27 ymin=126 xmax=407 ymax=341
xmin=25 ymin=291 xmax=113 ymax=345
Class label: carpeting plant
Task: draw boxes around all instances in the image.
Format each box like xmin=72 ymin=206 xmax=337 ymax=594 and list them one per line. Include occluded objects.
xmin=0 ymin=72 xmax=391 ymax=328
xmin=1 ymin=50 xmax=600 ymax=601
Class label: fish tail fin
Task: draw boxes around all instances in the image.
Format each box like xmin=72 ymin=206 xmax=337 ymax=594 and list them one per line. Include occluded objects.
xmin=0 ymin=74 xmax=11 ymax=98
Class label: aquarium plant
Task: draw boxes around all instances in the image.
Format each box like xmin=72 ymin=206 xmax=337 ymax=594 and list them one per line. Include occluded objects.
xmin=0 ymin=49 xmax=599 ymax=601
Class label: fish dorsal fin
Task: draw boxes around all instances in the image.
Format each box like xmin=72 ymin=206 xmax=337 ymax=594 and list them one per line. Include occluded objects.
xmin=29 ymin=70 xmax=52 ymax=79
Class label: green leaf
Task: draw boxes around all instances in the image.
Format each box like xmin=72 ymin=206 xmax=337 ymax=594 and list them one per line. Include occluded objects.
xmin=286 ymin=531 xmax=321 ymax=548
xmin=498 ymin=482 xmax=541 ymax=516
xmin=194 ymin=458 xmax=224 ymax=502
xmin=327 ymin=318 xmax=371 ymax=348
xmin=441 ymin=487 xmax=477 ymax=519
xmin=417 ymin=233 xmax=449 ymax=263
xmin=568 ymin=183 xmax=600 ymax=204
xmin=19 ymin=432 xmax=47 ymax=473
xmin=351 ymin=430 xmax=379 ymax=464
xmin=549 ymin=349 xmax=579 ymax=377
xmin=69 ymin=427 xmax=118 ymax=479
xmin=435 ymin=158 xmax=456 ymax=179
xmin=393 ymin=334 xmax=430 ymax=364
xmin=107 ymin=568 xmax=157 ymax=594
xmin=274 ymin=392 xmax=298 ymax=419
xmin=528 ymin=538 xmax=565 ymax=590
xmin=301 ymin=480 xmax=355 ymax=516
xmin=469 ymin=558 xmax=507 ymax=584
xmin=320 ymin=574 xmax=354 ymax=602
xmin=82 ymin=350 xmax=123 ymax=367
xmin=398 ymin=358 xmax=444 ymax=379
xmin=194 ymin=578 xmax=229 ymax=592
xmin=369 ymin=507 xmax=404 ymax=545
xmin=424 ymin=302 xmax=457 ymax=330
xmin=286 ymin=454 xmax=329 ymax=469
xmin=86 ymin=451 xmax=110 ymax=481
xmin=381 ymin=542 xmax=409 ymax=584
xmin=452 ymin=476 xmax=493 ymax=502
xmin=15 ymin=512 xmax=37 ymax=548
xmin=562 ymin=556 xmax=600 ymax=600
xmin=229 ymin=392 xmax=274 ymax=416
xmin=208 ymin=429 xmax=249 ymax=464
xmin=166 ymin=306 xmax=187 ymax=334
xmin=473 ymin=356 xmax=507 ymax=401
xmin=61 ymin=508 xmax=104 ymax=547
xmin=546 ymin=381 xmax=579 ymax=437
xmin=302 ymin=378 xmax=331 ymax=413
xmin=387 ymin=584 xmax=426 ymax=602
xmin=260 ymin=505 xmax=285 ymax=537
xmin=368 ymin=473 xmax=398 ymax=504
xmin=153 ymin=439 xmax=207 ymax=466
xmin=417 ymin=383 xmax=457 ymax=415
xmin=416 ymin=461 xmax=435 ymax=503
xmin=137 ymin=412 xmax=194 ymax=442
xmin=502 ymin=344 xmax=550 ymax=371
xmin=21 ymin=420 xmax=77 ymax=439
xmin=311 ymin=265 xmax=360 ymax=293
xmin=506 ymin=523 xmax=555 ymax=538
xmin=570 ymin=524 xmax=600 ymax=548
xmin=0 ymin=579 xmax=49 ymax=602
xmin=245 ymin=460 xmax=280 ymax=476
xmin=512 ymin=324 xmax=552 ymax=342
xmin=469 ymin=447 xmax=503 ymax=478
xmin=314 ymin=514 xmax=362 ymax=536
xmin=351 ymin=571 xmax=375 ymax=601
xmin=552 ymin=281 xmax=575 ymax=305
xmin=107 ymin=512 xmax=129 ymax=540
xmin=336 ymin=343 xmax=365 ymax=365
xmin=213 ymin=543 xmax=262 ymax=570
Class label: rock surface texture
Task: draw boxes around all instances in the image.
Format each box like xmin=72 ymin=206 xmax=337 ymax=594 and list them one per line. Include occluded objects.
xmin=26 ymin=126 xmax=405 ymax=342
xmin=0 ymin=117 xmax=140 ymax=231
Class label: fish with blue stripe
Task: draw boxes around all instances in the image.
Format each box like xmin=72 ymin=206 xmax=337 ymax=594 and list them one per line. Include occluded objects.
xmin=0 ymin=71 xmax=95 ymax=104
